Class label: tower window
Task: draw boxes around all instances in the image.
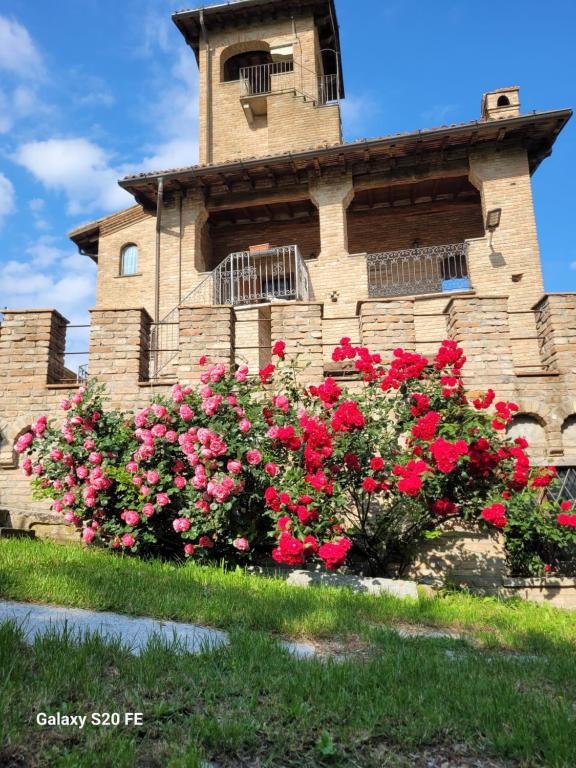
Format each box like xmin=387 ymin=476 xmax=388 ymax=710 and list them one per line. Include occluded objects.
xmin=223 ymin=50 xmax=274 ymax=82
xmin=120 ymin=244 xmax=138 ymax=275
xmin=497 ymin=95 xmax=511 ymax=107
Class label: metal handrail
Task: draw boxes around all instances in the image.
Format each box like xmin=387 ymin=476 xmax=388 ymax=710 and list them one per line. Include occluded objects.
xmin=213 ymin=245 xmax=309 ymax=306
xmin=149 ymin=246 xmax=310 ymax=380
xmin=149 ymin=273 xmax=215 ymax=380
xmin=239 ymin=61 xmax=294 ymax=97
xmin=317 ymin=74 xmax=339 ymax=105
xmin=367 ymin=243 xmax=470 ymax=298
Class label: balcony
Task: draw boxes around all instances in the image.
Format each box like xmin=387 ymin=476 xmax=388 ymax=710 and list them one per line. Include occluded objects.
xmin=213 ymin=244 xmax=310 ymax=306
xmin=366 ymin=243 xmax=470 ymax=299
xmin=149 ymin=245 xmax=309 ymax=379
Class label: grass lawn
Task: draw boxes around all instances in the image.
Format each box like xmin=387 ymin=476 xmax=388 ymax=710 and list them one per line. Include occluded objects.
xmin=0 ymin=539 xmax=575 ymax=767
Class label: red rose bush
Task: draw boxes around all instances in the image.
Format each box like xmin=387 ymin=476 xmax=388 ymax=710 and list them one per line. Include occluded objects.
xmin=16 ymin=338 xmax=576 ymax=576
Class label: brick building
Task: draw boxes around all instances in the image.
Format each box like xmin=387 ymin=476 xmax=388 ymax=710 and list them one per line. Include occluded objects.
xmin=1 ymin=0 xmax=575 ymax=536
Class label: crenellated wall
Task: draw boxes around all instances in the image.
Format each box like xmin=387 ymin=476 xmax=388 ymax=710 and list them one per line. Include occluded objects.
xmin=1 ymin=291 xmax=576 ymax=539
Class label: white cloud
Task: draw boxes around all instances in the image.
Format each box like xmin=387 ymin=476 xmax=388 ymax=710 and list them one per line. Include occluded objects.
xmin=0 ymin=16 xmax=44 ymax=78
xmin=140 ymin=137 xmax=199 ymax=172
xmin=137 ymin=47 xmax=200 ymax=172
xmin=14 ymin=138 xmax=132 ymax=215
xmin=0 ymin=173 xmax=16 ymax=225
xmin=0 ymin=238 xmax=96 ymax=333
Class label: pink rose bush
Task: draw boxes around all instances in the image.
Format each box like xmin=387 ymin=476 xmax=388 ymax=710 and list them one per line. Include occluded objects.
xmin=17 ymin=339 xmax=576 ymax=576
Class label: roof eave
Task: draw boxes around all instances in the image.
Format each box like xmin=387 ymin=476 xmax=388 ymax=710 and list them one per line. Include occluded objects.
xmin=119 ymin=108 xmax=573 ymax=191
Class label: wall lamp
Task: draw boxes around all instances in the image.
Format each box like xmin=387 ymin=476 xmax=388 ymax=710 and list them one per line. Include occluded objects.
xmin=486 ymin=208 xmax=502 ymax=231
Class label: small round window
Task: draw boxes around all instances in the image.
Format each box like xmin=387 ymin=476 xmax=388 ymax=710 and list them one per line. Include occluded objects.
xmin=120 ymin=244 xmax=138 ymax=275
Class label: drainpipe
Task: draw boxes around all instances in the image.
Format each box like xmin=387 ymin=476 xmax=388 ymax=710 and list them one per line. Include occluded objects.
xmin=178 ymin=193 xmax=183 ymax=305
xmin=200 ymin=10 xmax=213 ymax=164
xmin=155 ymin=177 xmax=164 ymax=327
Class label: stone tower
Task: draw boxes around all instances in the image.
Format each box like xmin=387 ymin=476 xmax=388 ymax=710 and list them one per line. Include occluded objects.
xmin=173 ymin=0 xmax=344 ymax=164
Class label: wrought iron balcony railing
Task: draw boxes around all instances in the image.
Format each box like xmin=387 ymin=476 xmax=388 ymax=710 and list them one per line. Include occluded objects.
xmin=213 ymin=245 xmax=309 ymax=307
xmin=148 ymin=245 xmax=309 ymax=380
xmin=317 ymin=74 xmax=339 ymax=105
xmin=239 ymin=61 xmax=294 ymax=97
xmin=367 ymin=243 xmax=470 ymax=299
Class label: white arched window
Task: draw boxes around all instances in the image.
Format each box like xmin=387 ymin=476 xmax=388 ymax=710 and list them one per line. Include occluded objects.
xmin=120 ymin=244 xmax=138 ymax=275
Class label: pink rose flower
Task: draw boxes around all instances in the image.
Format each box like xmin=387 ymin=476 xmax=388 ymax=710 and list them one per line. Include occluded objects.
xmin=146 ymin=470 xmax=160 ymax=485
xmin=233 ymin=537 xmax=250 ymax=552
xmin=227 ymin=460 xmax=242 ymax=475
xmin=235 ymin=365 xmax=249 ymax=382
xmin=174 ymin=475 xmax=187 ymax=490
xmin=82 ymin=528 xmax=95 ymax=544
xmin=153 ymin=404 xmax=167 ymax=419
xmin=142 ymin=503 xmax=155 ymax=517
xmin=60 ymin=399 xmax=71 ymax=411
xmin=239 ymin=419 xmax=251 ymax=433
xmin=88 ymin=452 xmax=102 ymax=465
xmin=156 ymin=493 xmax=170 ymax=507
xmin=184 ymin=543 xmax=195 ymax=557
xmin=265 ymin=462 xmax=279 ymax=477
xmin=15 ymin=432 xmax=34 ymax=454
xmin=165 ymin=430 xmax=178 ymax=443
xmin=83 ymin=439 xmax=95 ymax=450
xmin=173 ymin=517 xmax=191 ymax=533
xmin=123 ymin=510 xmax=140 ymax=527
xmin=49 ymin=449 xmax=63 ymax=462
xmin=122 ymin=533 xmax=135 ymax=548
xmin=246 ymin=449 xmax=262 ymax=466
xmin=126 ymin=461 xmax=139 ymax=473
xmin=179 ymin=404 xmax=194 ymax=421
xmin=151 ymin=423 xmax=167 ymax=438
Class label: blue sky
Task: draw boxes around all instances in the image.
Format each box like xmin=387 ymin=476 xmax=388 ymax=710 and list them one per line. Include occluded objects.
xmin=0 ymin=0 xmax=574 ymax=347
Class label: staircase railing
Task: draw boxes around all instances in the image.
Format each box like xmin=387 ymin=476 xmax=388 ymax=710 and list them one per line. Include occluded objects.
xmin=148 ymin=272 xmax=214 ymax=380
xmin=148 ymin=246 xmax=310 ymax=380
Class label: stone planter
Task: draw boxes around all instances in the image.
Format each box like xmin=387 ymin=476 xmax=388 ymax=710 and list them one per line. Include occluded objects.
xmin=499 ymin=578 xmax=576 ymax=610
xmin=408 ymin=523 xmax=508 ymax=594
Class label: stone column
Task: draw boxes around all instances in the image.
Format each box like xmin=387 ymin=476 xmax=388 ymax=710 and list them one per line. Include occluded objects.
xmin=270 ymin=302 xmax=323 ymax=383
xmin=89 ymin=308 xmax=151 ymax=403
xmin=234 ymin=305 xmax=271 ymax=373
xmin=534 ymin=294 xmax=576 ymax=377
xmin=309 ymin=175 xmax=354 ymax=260
xmin=178 ymin=305 xmax=234 ymax=382
xmin=446 ymin=296 xmax=516 ymax=397
xmin=468 ymin=147 xmax=543 ymax=311
xmin=0 ymin=309 xmax=68 ymax=389
xmin=359 ymin=299 xmax=416 ymax=362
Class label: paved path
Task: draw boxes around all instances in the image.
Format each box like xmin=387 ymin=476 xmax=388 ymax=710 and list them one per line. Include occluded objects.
xmin=0 ymin=599 xmax=316 ymax=658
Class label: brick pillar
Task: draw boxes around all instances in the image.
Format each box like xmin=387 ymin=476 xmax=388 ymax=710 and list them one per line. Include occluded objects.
xmin=359 ymin=300 xmax=416 ymax=362
xmin=178 ymin=305 xmax=234 ymax=381
xmin=446 ymin=296 xmax=515 ymax=396
xmin=534 ymin=294 xmax=576 ymax=377
xmin=309 ymin=176 xmax=354 ymax=260
xmin=468 ymin=148 xmax=543 ymax=311
xmin=234 ymin=305 xmax=271 ymax=373
xmin=0 ymin=309 xmax=68 ymax=389
xmin=270 ymin=302 xmax=323 ymax=383
xmin=89 ymin=308 xmax=151 ymax=402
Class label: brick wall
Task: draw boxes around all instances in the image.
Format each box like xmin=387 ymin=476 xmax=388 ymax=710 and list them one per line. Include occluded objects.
xmin=347 ymin=201 xmax=485 ymax=255
xmin=209 ymin=211 xmax=321 ymax=267
xmin=468 ymin=147 xmax=544 ymax=312
xmin=198 ymin=14 xmax=341 ymax=165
